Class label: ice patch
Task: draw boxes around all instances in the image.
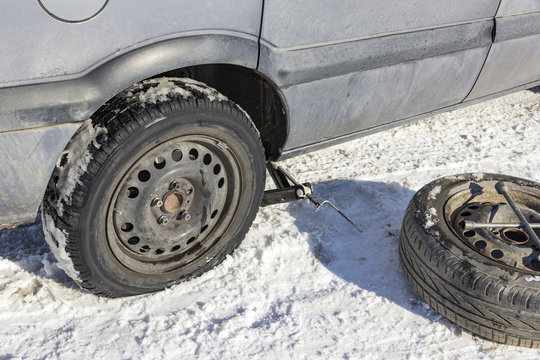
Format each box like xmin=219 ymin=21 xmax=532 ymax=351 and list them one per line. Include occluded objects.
xmin=54 ymin=119 xmax=107 ymax=215
xmin=525 ymin=276 xmax=540 ymax=282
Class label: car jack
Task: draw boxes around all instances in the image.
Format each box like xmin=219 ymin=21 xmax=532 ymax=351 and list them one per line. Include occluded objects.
xmin=262 ymin=162 xmax=363 ymax=233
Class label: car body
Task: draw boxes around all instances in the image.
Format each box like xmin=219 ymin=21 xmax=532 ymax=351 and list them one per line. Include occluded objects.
xmin=1 ymin=0 xmax=539 ymax=228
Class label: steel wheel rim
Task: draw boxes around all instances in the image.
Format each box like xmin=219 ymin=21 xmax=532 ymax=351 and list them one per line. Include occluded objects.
xmin=106 ymin=134 xmax=241 ymax=274
xmin=444 ymin=180 xmax=540 ymax=273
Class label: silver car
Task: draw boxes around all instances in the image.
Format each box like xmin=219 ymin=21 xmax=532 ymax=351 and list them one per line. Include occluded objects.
xmin=0 ymin=1 xmax=539 ymax=298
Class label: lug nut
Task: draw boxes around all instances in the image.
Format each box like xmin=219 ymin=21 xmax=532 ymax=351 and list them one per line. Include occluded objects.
xmin=170 ymin=181 xmax=181 ymax=191
xmin=183 ymin=213 xmax=191 ymax=221
xmin=152 ymin=198 xmax=163 ymax=207
xmin=157 ymin=216 xmax=168 ymax=225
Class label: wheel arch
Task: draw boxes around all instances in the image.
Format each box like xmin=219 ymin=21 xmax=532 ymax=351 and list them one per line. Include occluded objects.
xmin=0 ymin=34 xmax=289 ymax=228
xmin=0 ymin=34 xmax=289 ymax=159
xmin=154 ymin=64 xmax=288 ymax=160
xmin=86 ymin=34 xmax=290 ymax=159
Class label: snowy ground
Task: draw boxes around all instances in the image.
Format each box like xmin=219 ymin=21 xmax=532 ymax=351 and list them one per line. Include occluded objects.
xmin=1 ymin=88 xmax=540 ymax=359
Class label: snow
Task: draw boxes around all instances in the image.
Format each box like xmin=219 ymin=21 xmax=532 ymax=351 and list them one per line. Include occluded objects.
xmin=424 ymin=207 xmax=438 ymax=229
xmin=41 ymin=214 xmax=81 ymax=284
xmin=132 ymin=78 xmax=193 ymax=105
xmin=129 ymin=78 xmax=229 ymax=106
xmin=42 ymin=119 xmax=105 ymax=285
xmin=183 ymin=82 xmax=229 ymax=102
xmin=1 ymin=88 xmax=540 ymax=358
xmin=428 ymin=186 xmax=441 ymax=200
xmin=53 ymin=119 xmax=107 ymax=216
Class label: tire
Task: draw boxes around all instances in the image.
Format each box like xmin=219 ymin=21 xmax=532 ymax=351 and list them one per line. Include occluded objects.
xmin=399 ymin=173 xmax=540 ymax=347
xmin=41 ymin=78 xmax=266 ymax=297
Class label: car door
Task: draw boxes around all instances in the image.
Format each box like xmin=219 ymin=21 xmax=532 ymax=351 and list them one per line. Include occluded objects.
xmin=258 ymin=0 xmax=500 ymax=151
xmin=466 ymin=1 xmax=540 ymax=99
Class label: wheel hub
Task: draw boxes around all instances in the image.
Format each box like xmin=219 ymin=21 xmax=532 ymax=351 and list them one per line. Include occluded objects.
xmin=107 ymin=136 xmax=234 ymax=271
xmin=150 ymin=178 xmax=194 ymax=223
xmin=445 ymin=182 xmax=540 ymax=273
xmin=163 ymin=192 xmax=183 ymax=213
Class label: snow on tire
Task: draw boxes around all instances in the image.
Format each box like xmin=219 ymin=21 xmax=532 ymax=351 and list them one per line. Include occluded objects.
xmin=399 ymin=173 xmax=540 ymax=347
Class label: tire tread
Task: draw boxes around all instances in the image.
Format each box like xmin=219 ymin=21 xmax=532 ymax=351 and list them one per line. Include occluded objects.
xmin=400 ymin=188 xmax=540 ymax=347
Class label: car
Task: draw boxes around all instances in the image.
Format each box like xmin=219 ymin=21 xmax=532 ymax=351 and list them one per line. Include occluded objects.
xmin=0 ymin=1 xmax=539 ymax=301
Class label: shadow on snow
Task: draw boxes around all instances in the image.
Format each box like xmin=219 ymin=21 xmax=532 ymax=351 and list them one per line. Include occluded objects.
xmin=287 ymin=179 xmax=458 ymax=327
xmin=0 ymin=177 xmax=460 ymax=333
xmin=0 ymin=214 xmax=79 ymax=290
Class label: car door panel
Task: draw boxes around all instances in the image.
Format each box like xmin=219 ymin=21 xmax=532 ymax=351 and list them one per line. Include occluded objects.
xmin=261 ymin=0 xmax=498 ymax=48
xmin=260 ymin=0 xmax=499 ymax=150
xmin=260 ymin=21 xmax=493 ymax=88
xmin=466 ymin=2 xmax=540 ymax=100
xmin=281 ymin=47 xmax=490 ymax=148
xmin=497 ymin=0 xmax=540 ymax=15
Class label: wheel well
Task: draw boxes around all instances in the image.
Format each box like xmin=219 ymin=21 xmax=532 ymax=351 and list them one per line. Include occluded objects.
xmin=153 ymin=64 xmax=288 ymax=160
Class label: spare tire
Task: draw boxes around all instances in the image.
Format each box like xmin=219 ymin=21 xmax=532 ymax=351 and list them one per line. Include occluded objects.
xmin=399 ymin=173 xmax=540 ymax=347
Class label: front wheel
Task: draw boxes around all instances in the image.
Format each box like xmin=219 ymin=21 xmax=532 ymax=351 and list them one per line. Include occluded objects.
xmin=42 ymin=78 xmax=266 ymax=297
